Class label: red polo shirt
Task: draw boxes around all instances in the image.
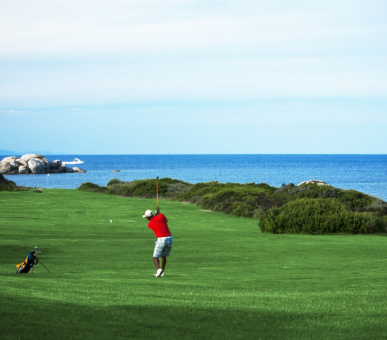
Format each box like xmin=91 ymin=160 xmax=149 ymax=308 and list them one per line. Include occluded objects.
xmin=148 ymin=214 xmax=171 ymax=238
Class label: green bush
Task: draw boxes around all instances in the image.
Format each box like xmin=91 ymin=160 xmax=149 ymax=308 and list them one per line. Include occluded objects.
xmin=104 ymin=178 xmax=191 ymax=198
xmin=198 ymin=186 xmax=277 ymax=218
xmin=231 ymin=202 xmax=254 ymax=218
xmin=77 ymin=182 xmax=111 ymax=194
xmin=259 ymin=198 xmax=385 ymax=234
xmin=0 ymin=174 xmax=17 ymax=191
xmin=364 ymin=199 xmax=387 ymax=216
xmin=337 ymin=190 xmax=373 ymax=210
xmin=201 ymin=189 xmax=242 ymax=208
xmin=166 ymin=183 xmax=192 ymax=198
xmin=177 ymin=181 xmax=227 ymax=202
xmin=275 ymin=184 xmax=337 ymax=202
xmin=107 ymin=178 xmax=123 ymax=186
xmin=78 ymin=182 xmax=101 ymax=190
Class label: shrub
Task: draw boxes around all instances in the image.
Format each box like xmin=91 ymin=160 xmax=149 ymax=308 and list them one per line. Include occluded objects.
xmin=201 ymin=189 xmax=242 ymax=208
xmin=166 ymin=183 xmax=192 ymax=198
xmin=0 ymin=174 xmax=17 ymax=191
xmin=107 ymin=178 xmax=123 ymax=186
xmin=231 ymin=202 xmax=254 ymax=218
xmin=123 ymin=178 xmax=189 ymax=197
xmin=78 ymin=182 xmax=111 ymax=194
xmin=259 ymin=198 xmax=384 ymax=234
xmin=78 ymin=182 xmax=101 ymax=190
xmin=198 ymin=187 xmax=274 ymax=218
xmin=101 ymin=178 xmax=191 ymax=198
xmin=177 ymin=181 xmax=226 ymax=202
xmin=337 ymin=190 xmax=373 ymax=210
xmin=364 ymin=199 xmax=387 ymax=216
xmin=275 ymin=184 xmax=337 ymax=202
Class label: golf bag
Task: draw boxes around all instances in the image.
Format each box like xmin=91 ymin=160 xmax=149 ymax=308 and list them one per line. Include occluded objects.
xmin=16 ymin=251 xmax=39 ymax=274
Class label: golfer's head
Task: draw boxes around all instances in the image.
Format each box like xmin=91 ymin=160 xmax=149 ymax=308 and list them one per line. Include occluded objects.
xmin=142 ymin=210 xmax=154 ymax=220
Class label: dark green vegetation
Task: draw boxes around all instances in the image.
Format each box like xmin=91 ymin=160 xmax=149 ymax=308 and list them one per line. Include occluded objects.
xmin=0 ymin=173 xmax=17 ymax=190
xmin=79 ymin=178 xmax=387 ymax=234
xmin=1 ymin=189 xmax=386 ymax=339
xmin=260 ymin=198 xmax=385 ymax=234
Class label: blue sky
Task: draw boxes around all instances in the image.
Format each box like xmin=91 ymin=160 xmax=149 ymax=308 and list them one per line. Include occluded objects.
xmin=1 ymin=0 xmax=386 ymax=154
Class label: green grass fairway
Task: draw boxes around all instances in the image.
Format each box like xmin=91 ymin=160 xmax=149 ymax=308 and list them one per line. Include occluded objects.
xmin=1 ymin=190 xmax=386 ymax=339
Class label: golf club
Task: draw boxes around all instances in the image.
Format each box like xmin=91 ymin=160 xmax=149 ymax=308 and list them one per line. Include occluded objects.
xmin=156 ymin=176 xmax=159 ymax=209
xmin=38 ymin=259 xmax=51 ymax=273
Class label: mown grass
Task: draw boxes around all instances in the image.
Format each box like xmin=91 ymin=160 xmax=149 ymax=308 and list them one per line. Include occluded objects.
xmin=0 ymin=189 xmax=386 ymax=339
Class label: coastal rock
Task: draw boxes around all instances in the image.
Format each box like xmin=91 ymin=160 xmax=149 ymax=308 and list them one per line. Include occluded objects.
xmin=18 ymin=165 xmax=30 ymax=174
xmin=3 ymin=156 xmax=19 ymax=165
xmin=0 ymin=154 xmax=86 ymax=175
xmin=52 ymin=160 xmax=62 ymax=169
xmin=297 ymin=180 xmax=329 ymax=187
xmin=58 ymin=164 xmax=67 ymax=172
xmin=21 ymin=154 xmax=45 ymax=162
xmin=18 ymin=159 xmax=28 ymax=167
xmin=0 ymin=161 xmax=12 ymax=174
xmin=28 ymin=158 xmax=47 ymax=174
xmin=1 ymin=157 xmax=19 ymax=171
xmin=73 ymin=167 xmax=86 ymax=173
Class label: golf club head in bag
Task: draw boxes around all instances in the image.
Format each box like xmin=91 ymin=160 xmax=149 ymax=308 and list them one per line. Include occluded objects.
xmin=33 ymin=247 xmax=40 ymax=266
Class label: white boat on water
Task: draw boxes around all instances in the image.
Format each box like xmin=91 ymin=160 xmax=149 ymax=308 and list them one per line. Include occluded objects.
xmin=62 ymin=157 xmax=84 ymax=165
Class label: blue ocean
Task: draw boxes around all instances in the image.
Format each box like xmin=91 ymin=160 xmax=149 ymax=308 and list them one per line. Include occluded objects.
xmin=2 ymin=154 xmax=387 ymax=201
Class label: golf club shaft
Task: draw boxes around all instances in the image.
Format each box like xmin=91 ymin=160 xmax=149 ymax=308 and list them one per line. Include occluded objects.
xmin=38 ymin=259 xmax=51 ymax=273
xmin=156 ymin=176 xmax=159 ymax=208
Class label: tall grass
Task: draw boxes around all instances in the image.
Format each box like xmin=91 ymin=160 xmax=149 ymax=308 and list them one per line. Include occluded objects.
xmin=0 ymin=189 xmax=386 ymax=339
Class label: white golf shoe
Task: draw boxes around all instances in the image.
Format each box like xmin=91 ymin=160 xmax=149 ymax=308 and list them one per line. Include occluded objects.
xmin=154 ymin=268 xmax=164 ymax=277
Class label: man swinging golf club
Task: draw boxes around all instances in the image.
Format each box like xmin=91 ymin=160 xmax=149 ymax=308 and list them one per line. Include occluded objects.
xmin=143 ymin=177 xmax=172 ymax=277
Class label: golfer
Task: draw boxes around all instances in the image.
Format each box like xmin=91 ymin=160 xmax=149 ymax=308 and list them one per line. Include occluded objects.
xmin=143 ymin=207 xmax=172 ymax=277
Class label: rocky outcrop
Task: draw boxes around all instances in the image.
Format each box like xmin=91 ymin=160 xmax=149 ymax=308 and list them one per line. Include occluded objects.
xmin=28 ymin=158 xmax=47 ymax=174
xmin=297 ymin=180 xmax=329 ymax=186
xmin=72 ymin=167 xmax=86 ymax=173
xmin=0 ymin=154 xmax=86 ymax=175
xmin=21 ymin=154 xmax=45 ymax=162
xmin=0 ymin=161 xmax=12 ymax=174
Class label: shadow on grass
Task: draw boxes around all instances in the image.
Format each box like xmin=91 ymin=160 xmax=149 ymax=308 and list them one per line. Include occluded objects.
xmin=0 ymin=293 xmax=367 ymax=340
xmin=0 ymin=245 xmax=35 ymax=264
